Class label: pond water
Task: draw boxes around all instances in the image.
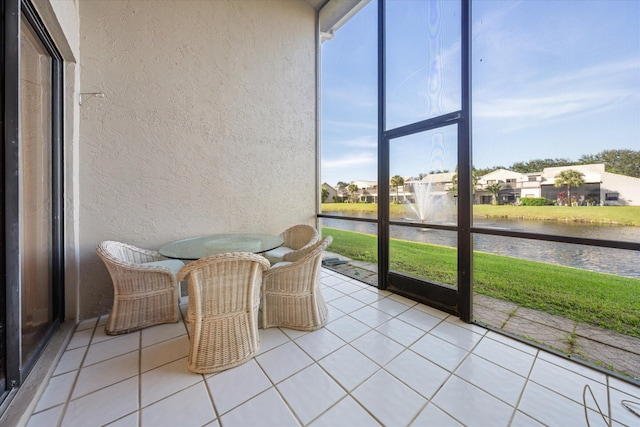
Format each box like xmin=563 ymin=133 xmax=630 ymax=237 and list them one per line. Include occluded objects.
xmin=321 ymin=216 xmax=640 ymax=278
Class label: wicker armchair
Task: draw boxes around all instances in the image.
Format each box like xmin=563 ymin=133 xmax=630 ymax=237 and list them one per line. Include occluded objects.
xmin=96 ymin=241 xmax=184 ymax=335
xmin=177 ymin=252 xmax=270 ymax=374
xmin=263 ymin=224 xmax=320 ymax=265
xmin=262 ymin=236 xmax=332 ymax=331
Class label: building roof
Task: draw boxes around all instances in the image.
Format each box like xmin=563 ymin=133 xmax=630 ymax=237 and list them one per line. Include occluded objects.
xmin=477 ymin=169 xmax=527 ymax=184
xmin=540 ymin=163 xmax=605 ymax=185
xmin=418 ymin=172 xmax=455 ymax=184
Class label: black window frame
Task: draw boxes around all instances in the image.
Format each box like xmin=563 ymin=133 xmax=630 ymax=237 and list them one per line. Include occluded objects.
xmin=318 ymin=0 xmax=640 ymax=323
xmin=1 ymin=0 xmax=65 ymax=406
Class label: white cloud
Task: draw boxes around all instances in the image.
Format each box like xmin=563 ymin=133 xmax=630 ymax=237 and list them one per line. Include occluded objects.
xmin=323 ymin=151 xmax=376 ymax=170
xmin=474 ymin=56 xmax=640 ymax=129
xmin=322 ymin=120 xmax=377 ymax=133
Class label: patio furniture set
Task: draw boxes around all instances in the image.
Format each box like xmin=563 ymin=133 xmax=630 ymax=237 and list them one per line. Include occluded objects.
xmin=96 ymin=224 xmax=331 ymax=374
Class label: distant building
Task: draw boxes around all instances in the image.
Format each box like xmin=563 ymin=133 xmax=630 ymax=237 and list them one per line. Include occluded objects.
xmin=599 ymin=171 xmax=640 ymax=206
xmin=518 ymin=173 xmax=544 ymax=199
xmin=405 ymin=172 xmax=455 ymax=204
xmin=539 ymin=164 xmax=640 ymax=206
xmin=321 ymin=182 xmax=337 ymax=203
xmin=334 ymin=163 xmax=640 ymax=206
xmin=353 ymin=180 xmax=378 ymax=203
xmin=476 ymin=169 xmax=527 ymax=205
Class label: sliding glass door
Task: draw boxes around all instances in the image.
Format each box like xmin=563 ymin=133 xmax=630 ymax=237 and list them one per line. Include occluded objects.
xmin=1 ymin=0 xmax=64 ymax=406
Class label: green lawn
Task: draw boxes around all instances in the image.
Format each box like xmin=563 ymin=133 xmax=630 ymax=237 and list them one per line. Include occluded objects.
xmin=321 ymin=203 xmax=640 ymax=226
xmin=474 ymin=205 xmax=640 ymax=226
xmin=322 ymin=227 xmax=640 ymax=338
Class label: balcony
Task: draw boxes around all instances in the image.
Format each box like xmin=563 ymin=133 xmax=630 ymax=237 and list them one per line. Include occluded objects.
xmin=4 ymin=0 xmax=640 ymax=424
xmin=21 ymin=269 xmax=640 ymax=426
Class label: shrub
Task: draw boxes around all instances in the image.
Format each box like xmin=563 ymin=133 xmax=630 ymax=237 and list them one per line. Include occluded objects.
xmin=520 ymin=197 xmax=554 ymax=206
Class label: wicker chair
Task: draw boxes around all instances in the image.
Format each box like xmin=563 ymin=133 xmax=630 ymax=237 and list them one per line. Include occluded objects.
xmin=262 ymin=236 xmax=332 ymax=331
xmin=96 ymin=241 xmax=184 ymax=335
xmin=177 ymin=252 xmax=270 ymax=374
xmin=263 ymin=224 xmax=320 ymax=265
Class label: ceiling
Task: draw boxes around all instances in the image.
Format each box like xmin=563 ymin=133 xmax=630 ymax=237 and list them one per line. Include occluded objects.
xmin=302 ymin=0 xmax=370 ymax=37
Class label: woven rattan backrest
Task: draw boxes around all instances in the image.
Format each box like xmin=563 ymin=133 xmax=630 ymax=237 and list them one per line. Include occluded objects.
xmin=281 ymin=224 xmax=319 ymax=250
xmin=178 ymin=252 xmax=270 ymax=318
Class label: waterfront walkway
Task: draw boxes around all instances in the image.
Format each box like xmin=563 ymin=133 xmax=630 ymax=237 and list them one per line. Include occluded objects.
xmin=323 ymin=252 xmax=640 ymax=382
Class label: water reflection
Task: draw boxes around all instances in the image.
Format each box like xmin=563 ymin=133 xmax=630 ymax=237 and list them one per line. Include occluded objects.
xmin=322 ymin=217 xmax=640 ymax=278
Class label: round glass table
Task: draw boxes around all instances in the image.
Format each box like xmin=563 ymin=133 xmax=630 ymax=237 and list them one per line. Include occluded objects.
xmin=159 ymin=233 xmax=284 ymax=260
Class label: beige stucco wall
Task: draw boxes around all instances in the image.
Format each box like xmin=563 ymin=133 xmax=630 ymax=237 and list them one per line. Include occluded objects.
xmin=601 ymin=172 xmax=640 ymax=206
xmin=78 ymin=0 xmax=318 ymax=318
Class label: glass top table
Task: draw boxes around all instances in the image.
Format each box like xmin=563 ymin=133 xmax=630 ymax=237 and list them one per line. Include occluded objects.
xmin=159 ymin=233 xmax=284 ymax=261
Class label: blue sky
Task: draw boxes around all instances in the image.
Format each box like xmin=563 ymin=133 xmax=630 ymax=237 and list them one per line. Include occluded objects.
xmin=320 ymin=0 xmax=640 ymax=186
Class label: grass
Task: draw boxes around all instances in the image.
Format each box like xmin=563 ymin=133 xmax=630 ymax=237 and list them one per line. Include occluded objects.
xmin=474 ymin=205 xmax=640 ymax=226
xmin=322 ymin=203 xmax=640 ymax=226
xmin=321 ymin=202 xmax=405 ymax=217
xmin=322 ymin=227 xmax=640 ymax=338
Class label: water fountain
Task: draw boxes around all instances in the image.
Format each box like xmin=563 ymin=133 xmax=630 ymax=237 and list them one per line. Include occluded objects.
xmin=406 ymin=179 xmax=453 ymax=224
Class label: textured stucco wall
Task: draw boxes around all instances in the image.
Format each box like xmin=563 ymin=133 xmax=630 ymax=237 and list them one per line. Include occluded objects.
xmin=78 ymin=0 xmax=318 ymax=318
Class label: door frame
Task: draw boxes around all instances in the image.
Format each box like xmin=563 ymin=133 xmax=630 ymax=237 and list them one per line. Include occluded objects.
xmin=377 ymin=0 xmax=473 ymax=321
xmin=1 ymin=0 xmax=65 ymax=404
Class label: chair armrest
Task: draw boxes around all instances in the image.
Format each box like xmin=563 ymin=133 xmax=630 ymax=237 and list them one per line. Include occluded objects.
xmin=282 ymin=245 xmax=315 ymax=263
xmin=121 ymin=244 xmax=166 ymax=264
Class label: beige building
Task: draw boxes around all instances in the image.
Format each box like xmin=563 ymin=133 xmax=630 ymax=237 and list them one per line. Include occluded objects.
xmin=338 ymin=164 xmax=640 ymax=206
xmin=540 ymin=164 xmax=640 ymax=206
xmin=476 ymin=169 xmax=527 ymax=205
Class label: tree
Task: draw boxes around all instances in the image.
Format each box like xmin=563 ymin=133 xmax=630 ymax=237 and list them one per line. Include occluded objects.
xmin=485 ymin=183 xmax=503 ymax=205
xmin=390 ymin=175 xmax=404 ymax=204
xmin=321 ymin=186 xmax=329 ymax=203
xmin=578 ymin=149 xmax=640 ymax=178
xmin=475 ymin=166 xmax=502 ymax=177
xmin=335 ymin=181 xmax=350 ymax=202
xmin=347 ymin=183 xmax=359 ymax=203
xmin=510 ymin=158 xmax=572 ymax=174
xmin=554 ymin=169 xmax=585 ymax=206
xmin=449 ymin=167 xmax=480 ymax=198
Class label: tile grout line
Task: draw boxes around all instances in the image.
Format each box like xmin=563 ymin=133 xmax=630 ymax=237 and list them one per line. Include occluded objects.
xmin=55 ymin=318 xmax=97 ymax=427
xmin=29 ymin=269 xmax=640 ymax=427
xmin=511 ymin=347 xmax=543 ymax=425
xmin=404 ymin=324 xmax=483 ymax=427
xmin=138 ymin=323 xmax=143 ymax=427
xmin=283 ymin=282 xmax=439 ymax=426
xmin=251 ymin=275 xmax=371 ymax=425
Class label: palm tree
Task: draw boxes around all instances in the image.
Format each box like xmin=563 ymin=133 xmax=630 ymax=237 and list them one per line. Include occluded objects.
xmin=347 ymin=183 xmax=359 ymax=203
xmin=336 ymin=181 xmax=349 ymax=202
xmin=485 ymin=183 xmax=503 ymax=205
xmin=449 ymin=168 xmax=480 ymax=198
xmin=554 ymin=169 xmax=585 ymax=206
xmin=321 ymin=186 xmax=329 ymax=203
xmin=390 ymin=175 xmax=404 ymax=204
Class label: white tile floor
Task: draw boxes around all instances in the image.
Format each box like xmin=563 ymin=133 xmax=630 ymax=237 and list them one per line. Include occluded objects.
xmin=26 ymin=268 xmax=640 ymax=427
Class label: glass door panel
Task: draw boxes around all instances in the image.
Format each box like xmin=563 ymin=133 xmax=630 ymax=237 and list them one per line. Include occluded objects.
xmin=389 ymin=227 xmax=457 ymax=286
xmin=389 ymin=128 xmax=457 ymax=226
xmin=20 ymin=14 xmax=54 ymax=366
xmin=321 ymin=0 xmax=378 ymax=214
xmin=385 ymin=0 xmax=461 ymax=130
xmin=388 ymin=127 xmax=458 ymax=288
xmin=382 ymin=0 xmax=466 ymax=313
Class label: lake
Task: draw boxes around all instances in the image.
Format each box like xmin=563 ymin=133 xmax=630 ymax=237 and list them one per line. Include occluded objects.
xmin=321 ymin=216 xmax=640 ymax=278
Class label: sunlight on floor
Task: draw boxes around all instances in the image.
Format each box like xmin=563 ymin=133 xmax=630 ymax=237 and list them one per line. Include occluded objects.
xmin=26 ymin=269 xmax=640 ymax=427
